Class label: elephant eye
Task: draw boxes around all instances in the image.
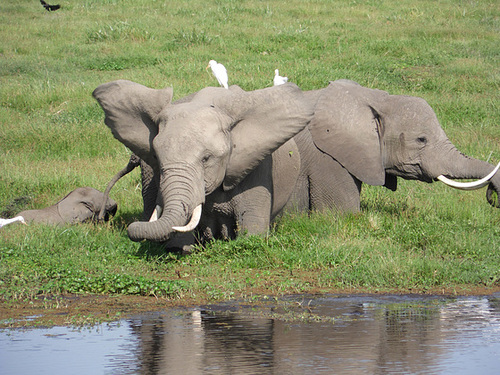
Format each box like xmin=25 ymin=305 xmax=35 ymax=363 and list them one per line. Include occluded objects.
xmin=202 ymin=154 xmax=211 ymax=164
xmin=417 ymin=136 xmax=427 ymax=144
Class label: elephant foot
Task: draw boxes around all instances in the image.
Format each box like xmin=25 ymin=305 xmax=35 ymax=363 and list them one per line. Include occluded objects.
xmin=163 ymin=232 xmax=198 ymax=254
xmin=180 ymin=245 xmax=195 ymax=255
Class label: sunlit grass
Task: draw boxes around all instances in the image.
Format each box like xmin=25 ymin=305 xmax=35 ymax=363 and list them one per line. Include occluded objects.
xmin=0 ymin=0 xmax=498 ymax=301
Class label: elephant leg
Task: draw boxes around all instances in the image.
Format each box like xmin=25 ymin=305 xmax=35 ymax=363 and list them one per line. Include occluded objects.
xmin=198 ymin=198 xmax=235 ymax=241
xmin=202 ymin=187 xmax=271 ymax=240
xmin=201 ymin=158 xmax=273 ymax=240
xmin=234 ymin=186 xmax=272 ymax=235
xmin=270 ymin=138 xmax=302 ymax=219
xmin=163 ymin=232 xmax=198 ymax=253
xmin=139 ymin=159 xmax=159 ymax=221
xmin=291 ymin=128 xmax=362 ymax=214
xmin=309 ymin=155 xmax=362 ymax=213
xmin=233 ymin=158 xmax=273 ymax=236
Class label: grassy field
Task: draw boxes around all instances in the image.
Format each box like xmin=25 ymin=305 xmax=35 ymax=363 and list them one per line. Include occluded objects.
xmin=0 ymin=0 xmax=499 ymax=316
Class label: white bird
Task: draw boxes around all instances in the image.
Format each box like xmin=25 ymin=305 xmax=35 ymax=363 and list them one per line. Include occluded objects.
xmin=207 ymin=60 xmax=229 ymax=89
xmin=0 ymin=216 xmax=27 ymax=228
xmin=273 ymin=69 xmax=288 ymax=86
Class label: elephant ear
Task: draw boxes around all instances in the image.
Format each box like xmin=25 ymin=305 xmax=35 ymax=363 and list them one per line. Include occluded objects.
xmin=220 ymin=84 xmax=313 ymax=190
xmin=309 ymin=80 xmax=387 ymax=186
xmin=92 ymin=80 xmax=173 ymax=164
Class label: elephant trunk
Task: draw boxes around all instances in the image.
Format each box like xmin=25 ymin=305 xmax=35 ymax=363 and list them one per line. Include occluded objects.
xmin=127 ymin=165 xmax=205 ymax=242
xmin=98 ymin=154 xmax=141 ymax=221
xmin=437 ymin=162 xmax=500 ymax=190
xmin=431 ymin=140 xmax=500 ymax=208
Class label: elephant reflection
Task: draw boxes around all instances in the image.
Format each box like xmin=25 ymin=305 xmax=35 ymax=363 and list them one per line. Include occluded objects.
xmin=129 ymin=310 xmax=273 ymax=373
xmin=124 ymin=296 xmax=500 ymax=374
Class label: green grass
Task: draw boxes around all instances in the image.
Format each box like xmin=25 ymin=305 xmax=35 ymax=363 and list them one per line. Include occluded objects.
xmin=0 ymin=0 xmax=499 ymax=303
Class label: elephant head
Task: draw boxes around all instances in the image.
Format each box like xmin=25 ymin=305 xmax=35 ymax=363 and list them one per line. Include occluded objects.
xmin=93 ymin=81 xmax=312 ymax=242
xmin=308 ymin=80 xmax=499 ymax=207
xmin=18 ymin=187 xmax=118 ymax=224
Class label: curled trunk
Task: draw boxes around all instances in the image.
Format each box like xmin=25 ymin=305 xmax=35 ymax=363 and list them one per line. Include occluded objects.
xmin=127 ymin=166 xmax=204 ymax=242
xmin=98 ymin=154 xmax=141 ymax=221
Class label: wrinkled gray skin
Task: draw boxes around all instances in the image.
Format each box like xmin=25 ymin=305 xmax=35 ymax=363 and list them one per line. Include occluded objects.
xmin=93 ymin=80 xmax=312 ymax=243
xmin=19 ymin=187 xmax=118 ymax=225
xmin=286 ymin=80 xmax=500 ymax=213
xmin=95 ymin=79 xmax=498 ymax=246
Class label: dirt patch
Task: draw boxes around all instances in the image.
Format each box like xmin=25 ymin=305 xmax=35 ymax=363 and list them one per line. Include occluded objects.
xmin=0 ymin=294 xmax=203 ymax=328
xmin=2 ymin=284 xmax=499 ymax=328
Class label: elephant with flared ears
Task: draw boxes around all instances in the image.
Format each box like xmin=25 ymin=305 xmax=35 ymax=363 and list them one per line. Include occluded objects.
xmin=93 ymin=80 xmax=312 ymax=242
xmin=17 ymin=187 xmax=118 ymax=224
xmin=287 ymin=79 xmax=499 ymax=213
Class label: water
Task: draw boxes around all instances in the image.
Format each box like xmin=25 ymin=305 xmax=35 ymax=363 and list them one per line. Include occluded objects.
xmin=1 ymin=294 xmax=500 ymax=374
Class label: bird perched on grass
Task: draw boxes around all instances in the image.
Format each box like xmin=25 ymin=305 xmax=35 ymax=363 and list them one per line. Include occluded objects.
xmin=40 ymin=0 xmax=60 ymax=11
xmin=273 ymin=69 xmax=288 ymax=86
xmin=207 ymin=60 xmax=229 ymax=89
xmin=0 ymin=216 xmax=26 ymax=229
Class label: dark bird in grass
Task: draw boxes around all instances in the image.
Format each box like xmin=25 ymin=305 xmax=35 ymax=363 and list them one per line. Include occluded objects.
xmin=40 ymin=0 xmax=60 ymax=11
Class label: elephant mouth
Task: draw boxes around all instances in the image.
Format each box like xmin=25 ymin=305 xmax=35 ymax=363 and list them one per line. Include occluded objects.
xmin=387 ymin=166 xmax=433 ymax=183
xmin=435 ymin=162 xmax=500 ymax=191
xmin=149 ymin=204 xmax=203 ymax=232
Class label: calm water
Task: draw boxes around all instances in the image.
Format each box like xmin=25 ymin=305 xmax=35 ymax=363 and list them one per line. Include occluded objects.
xmin=1 ymin=294 xmax=500 ymax=374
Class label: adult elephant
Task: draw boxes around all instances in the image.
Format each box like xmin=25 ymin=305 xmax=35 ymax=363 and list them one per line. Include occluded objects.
xmin=93 ymin=80 xmax=312 ymax=243
xmin=286 ymin=79 xmax=500 ymax=214
xmin=17 ymin=187 xmax=118 ymax=225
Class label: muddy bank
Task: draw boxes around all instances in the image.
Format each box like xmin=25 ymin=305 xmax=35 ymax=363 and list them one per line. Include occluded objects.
xmin=2 ymin=285 xmax=500 ymax=328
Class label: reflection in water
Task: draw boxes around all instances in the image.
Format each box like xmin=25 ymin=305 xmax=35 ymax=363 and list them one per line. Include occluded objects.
xmin=1 ymin=294 xmax=500 ymax=374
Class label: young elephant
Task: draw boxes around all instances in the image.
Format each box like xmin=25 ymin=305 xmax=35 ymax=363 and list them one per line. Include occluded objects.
xmin=286 ymin=79 xmax=500 ymax=213
xmin=18 ymin=187 xmax=118 ymax=225
xmin=93 ymin=80 xmax=312 ymax=243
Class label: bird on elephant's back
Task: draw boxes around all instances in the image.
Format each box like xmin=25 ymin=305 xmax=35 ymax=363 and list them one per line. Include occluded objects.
xmin=94 ymin=79 xmax=498 ymax=248
xmin=93 ymin=80 xmax=314 ymax=246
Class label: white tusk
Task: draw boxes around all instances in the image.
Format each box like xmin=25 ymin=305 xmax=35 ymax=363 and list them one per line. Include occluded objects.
xmin=437 ymin=162 xmax=500 ymax=191
xmin=172 ymin=204 xmax=202 ymax=232
xmin=149 ymin=205 xmax=163 ymax=222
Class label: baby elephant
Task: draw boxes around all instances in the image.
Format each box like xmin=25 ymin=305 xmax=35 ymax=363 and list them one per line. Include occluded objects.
xmin=17 ymin=187 xmax=117 ymax=225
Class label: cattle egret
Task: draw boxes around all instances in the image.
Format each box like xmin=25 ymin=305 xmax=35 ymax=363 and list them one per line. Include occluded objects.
xmin=0 ymin=216 xmax=26 ymax=228
xmin=207 ymin=60 xmax=229 ymax=89
xmin=273 ymin=69 xmax=288 ymax=86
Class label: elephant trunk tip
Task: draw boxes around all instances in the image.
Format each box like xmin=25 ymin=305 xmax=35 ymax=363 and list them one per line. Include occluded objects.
xmin=486 ymin=184 xmax=499 ymax=208
xmin=172 ymin=204 xmax=202 ymax=232
xmin=127 ymin=221 xmax=171 ymax=242
xmin=436 ymin=161 xmax=500 ymax=191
